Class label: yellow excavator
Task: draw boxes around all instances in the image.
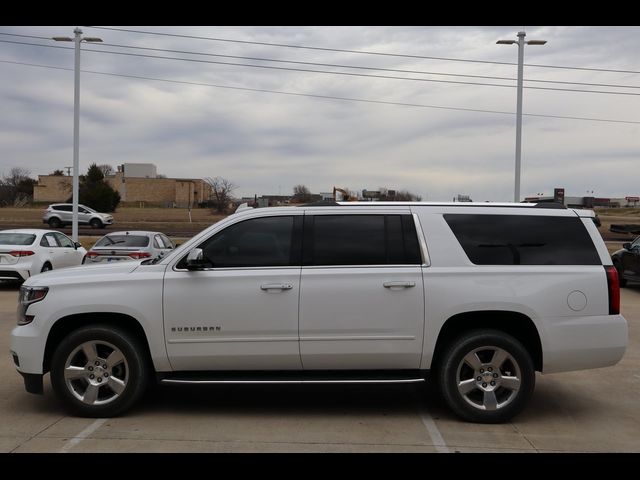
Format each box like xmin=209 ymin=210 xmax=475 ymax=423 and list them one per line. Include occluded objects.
xmin=332 ymin=187 xmax=356 ymax=202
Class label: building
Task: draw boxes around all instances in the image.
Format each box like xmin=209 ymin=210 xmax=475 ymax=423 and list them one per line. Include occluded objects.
xmin=33 ymin=163 xmax=212 ymax=208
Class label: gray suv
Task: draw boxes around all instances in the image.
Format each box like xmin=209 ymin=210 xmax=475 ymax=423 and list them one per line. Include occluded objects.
xmin=43 ymin=204 xmax=114 ymax=229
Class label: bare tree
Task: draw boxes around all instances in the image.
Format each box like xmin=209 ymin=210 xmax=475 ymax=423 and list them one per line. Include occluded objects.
xmin=98 ymin=164 xmax=114 ymax=177
xmin=292 ymin=184 xmax=312 ymax=203
xmin=0 ymin=167 xmax=36 ymax=206
xmin=50 ymin=169 xmax=65 ymax=176
xmin=205 ymin=176 xmax=237 ymax=213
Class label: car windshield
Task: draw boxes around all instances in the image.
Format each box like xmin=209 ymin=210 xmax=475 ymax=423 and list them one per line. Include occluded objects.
xmin=0 ymin=233 xmax=36 ymax=245
xmin=95 ymin=235 xmax=149 ymax=247
xmin=82 ymin=205 xmax=97 ymax=213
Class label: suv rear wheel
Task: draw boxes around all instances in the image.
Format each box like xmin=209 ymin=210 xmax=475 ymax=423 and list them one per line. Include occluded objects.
xmin=48 ymin=217 xmax=61 ymax=228
xmin=437 ymin=329 xmax=535 ymax=423
xmin=50 ymin=325 xmax=149 ymax=417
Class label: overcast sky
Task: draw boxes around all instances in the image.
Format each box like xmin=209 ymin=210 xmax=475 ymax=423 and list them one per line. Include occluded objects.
xmin=0 ymin=26 xmax=638 ymax=201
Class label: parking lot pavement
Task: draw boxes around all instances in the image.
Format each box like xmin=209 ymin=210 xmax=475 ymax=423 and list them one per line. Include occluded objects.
xmin=1 ymin=281 xmax=639 ymax=453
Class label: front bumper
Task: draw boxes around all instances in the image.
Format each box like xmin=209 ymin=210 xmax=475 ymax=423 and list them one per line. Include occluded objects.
xmin=10 ymin=322 xmax=47 ymax=375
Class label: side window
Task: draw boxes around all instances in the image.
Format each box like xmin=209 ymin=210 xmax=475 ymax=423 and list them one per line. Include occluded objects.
xmin=305 ymin=214 xmax=421 ymax=266
xmin=443 ymin=214 xmax=601 ymax=265
xmin=54 ymin=205 xmax=72 ymax=212
xmin=195 ymin=216 xmax=296 ymax=268
xmin=79 ymin=207 xmax=89 ymax=214
xmin=154 ymin=235 xmax=165 ymax=249
xmin=43 ymin=233 xmax=60 ymax=247
xmin=161 ymin=234 xmax=174 ymax=249
xmin=54 ymin=232 xmax=74 ymax=248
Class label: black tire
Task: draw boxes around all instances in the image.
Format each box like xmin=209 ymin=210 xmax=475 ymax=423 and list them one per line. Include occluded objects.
xmin=48 ymin=217 xmax=61 ymax=228
xmin=90 ymin=218 xmax=103 ymax=229
xmin=614 ymin=262 xmax=627 ymax=287
xmin=437 ymin=329 xmax=535 ymax=424
xmin=40 ymin=262 xmax=52 ymax=273
xmin=50 ymin=324 xmax=150 ymax=417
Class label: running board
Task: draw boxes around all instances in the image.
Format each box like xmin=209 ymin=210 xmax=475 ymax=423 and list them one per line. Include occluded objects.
xmin=159 ymin=370 xmax=427 ymax=385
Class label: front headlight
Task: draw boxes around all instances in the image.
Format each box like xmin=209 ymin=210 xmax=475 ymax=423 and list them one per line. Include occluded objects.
xmin=17 ymin=286 xmax=49 ymax=326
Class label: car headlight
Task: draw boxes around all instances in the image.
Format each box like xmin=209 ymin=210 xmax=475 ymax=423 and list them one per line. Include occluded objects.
xmin=17 ymin=286 xmax=49 ymax=326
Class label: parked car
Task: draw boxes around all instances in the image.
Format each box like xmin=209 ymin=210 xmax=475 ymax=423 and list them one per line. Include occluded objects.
xmin=612 ymin=236 xmax=640 ymax=287
xmin=43 ymin=204 xmax=114 ymax=229
xmin=11 ymin=202 xmax=627 ymax=422
xmin=84 ymin=231 xmax=175 ymax=264
xmin=0 ymin=229 xmax=86 ymax=282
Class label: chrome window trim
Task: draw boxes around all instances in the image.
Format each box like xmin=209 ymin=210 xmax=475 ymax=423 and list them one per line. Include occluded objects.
xmin=412 ymin=213 xmax=431 ymax=267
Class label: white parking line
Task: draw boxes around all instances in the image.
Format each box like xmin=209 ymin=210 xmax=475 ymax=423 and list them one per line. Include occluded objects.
xmin=59 ymin=418 xmax=107 ymax=453
xmin=419 ymin=408 xmax=450 ymax=453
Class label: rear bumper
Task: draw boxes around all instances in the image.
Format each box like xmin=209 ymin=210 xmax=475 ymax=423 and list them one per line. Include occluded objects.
xmin=543 ymin=314 xmax=628 ymax=373
xmin=0 ymin=268 xmax=29 ymax=281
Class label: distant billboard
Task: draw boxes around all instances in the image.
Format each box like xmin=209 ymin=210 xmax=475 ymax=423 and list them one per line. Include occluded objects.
xmin=554 ymin=188 xmax=565 ymax=204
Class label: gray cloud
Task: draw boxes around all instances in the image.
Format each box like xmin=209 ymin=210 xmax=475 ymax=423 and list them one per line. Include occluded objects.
xmin=0 ymin=26 xmax=638 ymax=201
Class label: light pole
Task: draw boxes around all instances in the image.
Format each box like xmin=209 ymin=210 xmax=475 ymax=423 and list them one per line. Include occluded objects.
xmin=497 ymin=31 xmax=546 ymax=203
xmin=53 ymin=28 xmax=102 ymax=241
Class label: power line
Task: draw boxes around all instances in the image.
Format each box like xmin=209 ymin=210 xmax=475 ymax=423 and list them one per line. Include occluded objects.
xmin=3 ymin=38 xmax=640 ymax=97
xmin=95 ymin=41 xmax=640 ymax=91
xmin=2 ymin=59 xmax=639 ymax=125
xmin=5 ymin=31 xmax=640 ymax=90
xmin=86 ymin=26 xmax=640 ymax=75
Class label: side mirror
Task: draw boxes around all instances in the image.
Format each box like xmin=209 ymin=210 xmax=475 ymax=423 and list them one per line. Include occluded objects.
xmin=185 ymin=248 xmax=207 ymax=270
xmin=74 ymin=242 xmax=82 ymax=250
xmin=623 ymin=243 xmax=632 ymax=250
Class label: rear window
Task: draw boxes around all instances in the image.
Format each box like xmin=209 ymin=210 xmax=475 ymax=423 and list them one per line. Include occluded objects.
xmin=0 ymin=233 xmax=36 ymax=246
xmin=443 ymin=214 xmax=600 ymax=265
xmin=95 ymin=235 xmax=150 ymax=247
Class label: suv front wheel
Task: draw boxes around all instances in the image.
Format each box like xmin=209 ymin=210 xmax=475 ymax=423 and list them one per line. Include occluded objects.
xmin=437 ymin=329 xmax=535 ymax=423
xmin=89 ymin=218 xmax=103 ymax=229
xmin=50 ymin=325 xmax=149 ymax=417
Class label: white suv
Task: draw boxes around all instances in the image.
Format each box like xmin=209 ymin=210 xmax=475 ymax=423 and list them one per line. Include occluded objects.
xmin=43 ymin=204 xmax=114 ymax=229
xmin=10 ymin=202 xmax=627 ymax=423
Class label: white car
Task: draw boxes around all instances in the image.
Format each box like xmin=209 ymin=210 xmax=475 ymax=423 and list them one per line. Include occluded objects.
xmin=10 ymin=202 xmax=627 ymax=422
xmin=0 ymin=229 xmax=86 ymax=282
xmin=84 ymin=231 xmax=175 ymax=264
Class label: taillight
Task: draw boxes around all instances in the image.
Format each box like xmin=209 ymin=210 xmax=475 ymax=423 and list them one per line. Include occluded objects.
xmin=9 ymin=251 xmax=35 ymax=257
xmin=605 ymin=266 xmax=620 ymax=315
xmin=86 ymin=252 xmax=99 ymax=258
xmin=128 ymin=252 xmax=151 ymax=259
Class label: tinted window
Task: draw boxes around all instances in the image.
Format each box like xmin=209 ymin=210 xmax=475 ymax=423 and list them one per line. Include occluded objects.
xmin=53 ymin=205 xmax=72 ymax=212
xmin=0 ymin=233 xmax=36 ymax=245
xmin=444 ymin=214 xmax=600 ymax=265
xmin=306 ymin=214 xmax=421 ymax=266
xmin=154 ymin=235 xmax=166 ymax=249
xmin=95 ymin=235 xmax=150 ymax=247
xmin=42 ymin=233 xmax=59 ymax=247
xmin=161 ymin=234 xmax=174 ymax=248
xmin=54 ymin=232 xmax=74 ymax=248
xmin=198 ymin=216 xmax=295 ymax=268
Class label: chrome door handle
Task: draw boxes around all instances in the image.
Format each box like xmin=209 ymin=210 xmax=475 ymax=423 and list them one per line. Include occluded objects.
xmin=383 ymin=281 xmax=416 ymax=289
xmin=260 ymin=283 xmax=293 ymax=291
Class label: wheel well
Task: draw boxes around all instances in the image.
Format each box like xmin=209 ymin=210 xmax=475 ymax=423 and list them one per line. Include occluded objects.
xmin=432 ymin=311 xmax=543 ymax=372
xmin=43 ymin=313 xmax=152 ymax=373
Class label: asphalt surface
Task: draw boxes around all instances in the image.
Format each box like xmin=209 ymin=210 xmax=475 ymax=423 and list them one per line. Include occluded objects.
xmin=1 ymin=281 xmax=639 ymax=453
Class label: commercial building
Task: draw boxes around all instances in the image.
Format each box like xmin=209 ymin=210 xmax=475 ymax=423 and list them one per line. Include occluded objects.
xmin=33 ymin=163 xmax=212 ymax=208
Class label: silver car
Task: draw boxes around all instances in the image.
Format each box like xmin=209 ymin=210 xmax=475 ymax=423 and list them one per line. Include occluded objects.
xmin=84 ymin=231 xmax=175 ymax=264
xmin=43 ymin=204 xmax=114 ymax=229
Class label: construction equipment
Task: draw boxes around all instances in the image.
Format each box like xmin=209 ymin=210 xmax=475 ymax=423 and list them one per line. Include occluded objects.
xmin=333 ymin=187 xmax=355 ymax=201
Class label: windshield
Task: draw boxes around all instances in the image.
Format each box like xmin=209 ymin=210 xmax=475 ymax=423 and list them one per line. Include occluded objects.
xmin=95 ymin=235 xmax=149 ymax=247
xmin=0 ymin=233 xmax=36 ymax=245
xmin=81 ymin=205 xmax=97 ymax=213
